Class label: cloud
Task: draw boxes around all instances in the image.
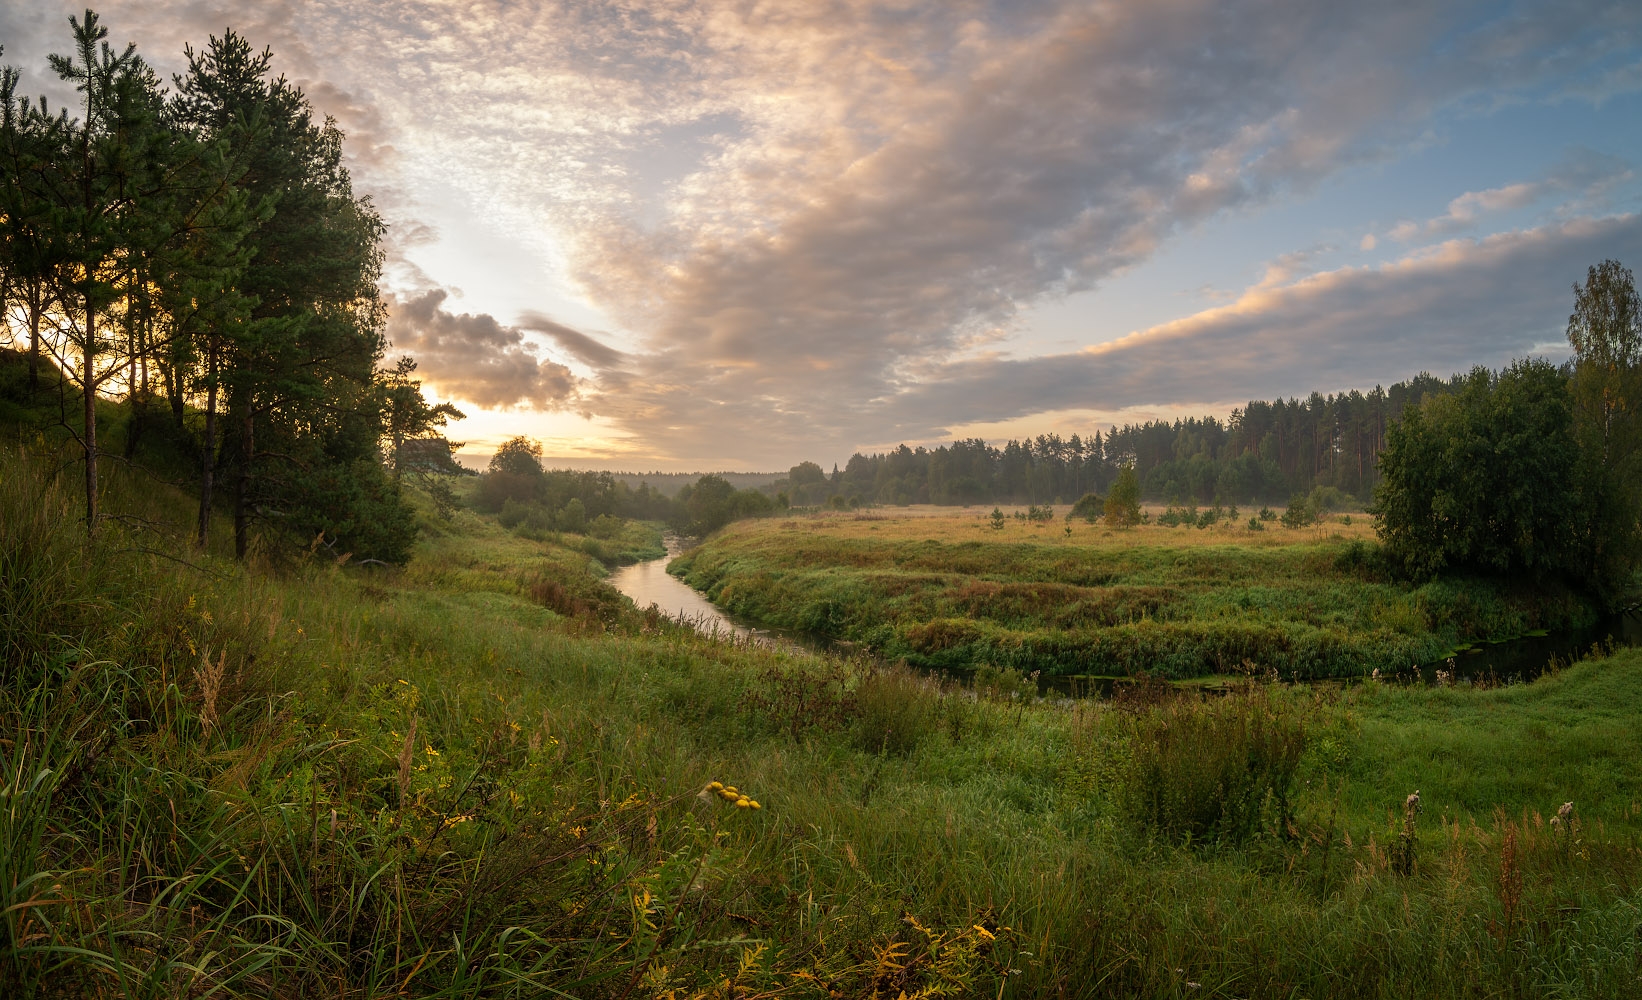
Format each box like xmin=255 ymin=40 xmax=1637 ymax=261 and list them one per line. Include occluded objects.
xmin=551 ymin=1 xmax=1642 ymax=462
xmin=517 ymin=312 xmax=629 ymax=372
xmin=384 ymin=290 xmax=579 ymax=410
xmin=877 ymin=214 xmax=1642 ymax=435
xmin=1392 ymin=149 xmax=1635 ymax=242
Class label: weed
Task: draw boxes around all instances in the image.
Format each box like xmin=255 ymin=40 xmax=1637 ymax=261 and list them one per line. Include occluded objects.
xmin=1117 ymin=685 xmax=1308 ymax=845
xmin=1394 ymin=790 xmax=1421 ymax=875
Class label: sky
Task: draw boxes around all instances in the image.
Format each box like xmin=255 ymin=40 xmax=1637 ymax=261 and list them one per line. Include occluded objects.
xmin=5 ymin=1 xmax=1641 ymax=472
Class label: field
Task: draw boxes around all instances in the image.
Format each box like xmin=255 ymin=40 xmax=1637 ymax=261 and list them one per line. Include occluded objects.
xmin=4 ymin=438 xmax=1642 ymax=997
xmin=670 ymin=509 xmax=1598 ymax=679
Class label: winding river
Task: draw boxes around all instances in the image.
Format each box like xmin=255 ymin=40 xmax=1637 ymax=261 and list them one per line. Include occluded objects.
xmin=606 ymin=536 xmax=815 ymax=652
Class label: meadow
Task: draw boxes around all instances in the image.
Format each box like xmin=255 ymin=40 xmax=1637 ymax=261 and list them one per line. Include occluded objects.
xmin=4 ymin=436 xmax=1641 ymax=998
xmin=669 ymin=509 xmax=1598 ymax=679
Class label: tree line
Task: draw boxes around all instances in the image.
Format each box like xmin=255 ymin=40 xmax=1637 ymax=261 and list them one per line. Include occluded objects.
xmin=477 ymin=435 xmax=779 ymax=538
xmin=771 ymin=375 xmax=1460 ymax=510
xmin=1 ymin=12 xmax=457 ymax=562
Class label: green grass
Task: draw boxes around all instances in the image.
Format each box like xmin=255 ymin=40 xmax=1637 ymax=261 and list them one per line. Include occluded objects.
xmin=4 ymin=431 xmax=1641 ymax=998
xmin=670 ymin=512 xmax=1597 ymax=678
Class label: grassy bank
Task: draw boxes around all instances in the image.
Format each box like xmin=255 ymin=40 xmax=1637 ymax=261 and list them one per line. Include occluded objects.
xmin=4 ymin=442 xmax=1641 ymax=997
xmin=669 ymin=511 xmax=1597 ymax=679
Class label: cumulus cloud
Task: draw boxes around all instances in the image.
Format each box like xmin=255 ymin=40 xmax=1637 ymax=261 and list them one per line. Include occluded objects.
xmin=878 ymin=214 xmax=1642 ymax=436
xmin=384 ymin=290 xmax=578 ymax=410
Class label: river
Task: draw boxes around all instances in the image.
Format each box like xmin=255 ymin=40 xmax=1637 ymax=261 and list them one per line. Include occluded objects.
xmin=605 ymin=536 xmax=816 ymax=651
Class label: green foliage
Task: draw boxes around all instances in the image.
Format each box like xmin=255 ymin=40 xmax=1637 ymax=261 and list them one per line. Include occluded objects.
xmin=1104 ymin=464 xmax=1142 ymax=527
xmin=988 ymin=506 xmax=1005 ymax=529
xmin=675 ymin=473 xmax=775 ymax=535
xmin=1307 ymin=485 xmax=1350 ymax=515
xmin=1280 ymin=494 xmax=1316 ymax=529
xmin=972 ymin=662 xmax=1037 ymax=701
xmin=487 ymin=434 xmax=544 ymax=478
xmin=0 ymin=19 xmax=438 ymax=562
xmin=1069 ymin=491 xmax=1106 ymax=522
xmin=1117 ymin=685 xmax=1307 ymax=845
xmin=558 ymin=496 xmax=587 ymax=533
xmin=1375 ymin=360 xmax=1578 ymax=581
xmin=850 ymin=668 xmax=939 ymax=756
xmin=1566 ymin=259 xmax=1642 ymax=594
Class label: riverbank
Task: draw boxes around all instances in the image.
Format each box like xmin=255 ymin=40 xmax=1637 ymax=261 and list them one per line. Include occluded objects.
xmin=669 ymin=510 xmax=1601 ymax=679
xmin=6 ymin=441 xmax=1641 ymax=998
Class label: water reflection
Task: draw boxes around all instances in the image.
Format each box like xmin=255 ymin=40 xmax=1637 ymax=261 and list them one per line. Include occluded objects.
xmin=605 ymin=535 xmax=814 ymax=652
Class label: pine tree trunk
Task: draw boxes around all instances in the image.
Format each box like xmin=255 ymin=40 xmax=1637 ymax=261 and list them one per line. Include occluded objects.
xmin=197 ymin=340 xmax=218 ymax=548
xmin=27 ymin=280 xmax=42 ymax=392
xmin=234 ymin=408 xmax=253 ymax=560
xmin=82 ymin=296 xmax=98 ymax=536
xmin=159 ymin=354 xmax=185 ymax=430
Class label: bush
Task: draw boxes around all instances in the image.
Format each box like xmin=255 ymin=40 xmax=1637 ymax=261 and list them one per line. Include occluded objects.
xmin=1069 ymin=492 xmax=1106 ymax=523
xmin=972 ymin=662 xmax=1037 ymax=701
xmin=1279 ymin=495 xmax=1315 ymax=529
xmin=1117 ymin=689 xmax=1307 ymax=845
xmin=498 ymin=496 xmax=527 ymax=529
xmin=1104 ymin=465 xmax=1142 ymax=527
xmin=852 ymin=668 xmax=939 ymax=756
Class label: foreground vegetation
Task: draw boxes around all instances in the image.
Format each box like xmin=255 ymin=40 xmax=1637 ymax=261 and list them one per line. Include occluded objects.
xmin=5 ymin=441 xmax=1641 ymax=998
xmin=670 ymin=511 xmax=1596 ymax=679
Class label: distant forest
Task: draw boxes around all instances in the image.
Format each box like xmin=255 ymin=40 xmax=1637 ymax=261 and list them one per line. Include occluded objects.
xmin=772 ymin=372 xmax=1472 ymax=508
xmin=609 ymin=471 xmax=782 ymax=498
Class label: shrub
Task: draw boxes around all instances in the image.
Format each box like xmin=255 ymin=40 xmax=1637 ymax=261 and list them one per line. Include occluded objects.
xmin=588 ymin=513 xmax=623 ymax=539
xmin=1069 ymin=492 xmax=1106 ymax=522
xmin=1104 ymin=465 xmax=1142 ymax=527
xmin=1280 ymin=495 xmax=1315 ymax=529
xmin=972 ymin=662 xmax=1037 ymax=701
xmin=1117 ymin=689 xmax=1307 ymax=845
xmin=852 ymin=667 xmax=939 ymax=756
